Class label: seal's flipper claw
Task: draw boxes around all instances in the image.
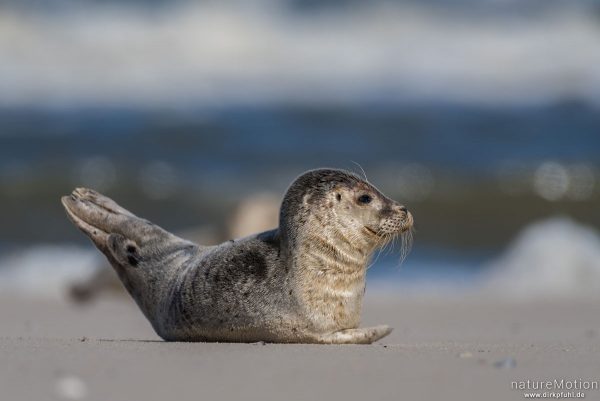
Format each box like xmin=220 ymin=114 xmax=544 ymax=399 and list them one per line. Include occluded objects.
xmin=72 ymin=187 xmax=136 ymax=217
xmin=61 ymin=194 xmax=111 ymax=251
xmin=61 ymin=188 xmax=167 ymax=243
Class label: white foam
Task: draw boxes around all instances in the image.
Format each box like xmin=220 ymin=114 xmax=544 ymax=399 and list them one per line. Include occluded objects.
xmin=483 ymin=217 xmax=600 ymax=299
xmin=0 ymin=245 xmax=100 ymax=298
xmin=0 ymin=3 xmax=599 ymax=107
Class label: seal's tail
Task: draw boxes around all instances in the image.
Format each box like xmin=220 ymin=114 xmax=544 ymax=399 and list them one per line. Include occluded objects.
xmin=61 ymin=188 xmax=194 ymax=321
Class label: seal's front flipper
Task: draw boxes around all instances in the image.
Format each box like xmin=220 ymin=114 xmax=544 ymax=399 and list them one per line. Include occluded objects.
xmin=316 ymin=325 xmax=393 ymax=344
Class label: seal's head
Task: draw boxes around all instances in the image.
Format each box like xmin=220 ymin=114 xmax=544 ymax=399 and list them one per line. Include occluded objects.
xmin=280 ymin=168 xmax=413 ymax=257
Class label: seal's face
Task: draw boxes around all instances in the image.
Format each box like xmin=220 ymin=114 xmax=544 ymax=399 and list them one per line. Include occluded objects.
xmin=280 ymin=169 xmax=414 ymax=256
xmin=331 ymin=182 xmax=413 ymax=241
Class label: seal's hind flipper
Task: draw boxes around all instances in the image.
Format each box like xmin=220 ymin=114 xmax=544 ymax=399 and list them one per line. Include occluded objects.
xmin=61 ymin=188 xmax=163 ymax=245
xmin=61 ymin=187 xmax=194 ymax=264
xmin=62 ymin=188 xmax=196 ymax=324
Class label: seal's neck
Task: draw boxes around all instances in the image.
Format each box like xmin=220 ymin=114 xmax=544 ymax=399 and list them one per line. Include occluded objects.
xmin=287 ymin=214 xmax=378 ymax=331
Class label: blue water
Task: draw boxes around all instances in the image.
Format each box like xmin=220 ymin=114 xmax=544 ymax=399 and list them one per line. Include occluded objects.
xmin=2 ymin=103 xmax=599 ymax=178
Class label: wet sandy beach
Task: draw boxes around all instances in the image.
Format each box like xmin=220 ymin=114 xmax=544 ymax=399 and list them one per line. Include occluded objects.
xmin=1 ymin=294 xmax=598 ymax=401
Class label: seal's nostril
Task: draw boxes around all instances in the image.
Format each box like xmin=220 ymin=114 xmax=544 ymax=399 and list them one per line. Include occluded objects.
xmin=400 ymin=206 xmax=407 ymax=213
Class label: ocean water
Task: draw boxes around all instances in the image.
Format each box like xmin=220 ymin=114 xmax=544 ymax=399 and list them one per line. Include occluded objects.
xmin=1 ymin=104 xmax=599 ymax=244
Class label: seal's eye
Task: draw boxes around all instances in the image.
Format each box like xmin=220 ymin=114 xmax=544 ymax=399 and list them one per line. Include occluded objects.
xmin=336 ymin=193 xmax=342 ymax=202
xmin=357 ymin=194 xmax=372 ymax=204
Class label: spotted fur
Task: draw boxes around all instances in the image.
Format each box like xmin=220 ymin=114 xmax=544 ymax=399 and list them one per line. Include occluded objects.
xmin=61 ymin=169 xmax=413 ymax=343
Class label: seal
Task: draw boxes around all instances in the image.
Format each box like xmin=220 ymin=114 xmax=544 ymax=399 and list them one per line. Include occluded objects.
xmin=61 ymin=169 xmax=413 ymax=344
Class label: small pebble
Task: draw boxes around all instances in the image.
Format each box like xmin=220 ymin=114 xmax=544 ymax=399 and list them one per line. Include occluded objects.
xmin=493 ymin=357 xmax=516 ymax=369
xmin=458 ymin=351 xmax=473 ymax=359
xmin=56 ymin=375 xmax=88 ymax=400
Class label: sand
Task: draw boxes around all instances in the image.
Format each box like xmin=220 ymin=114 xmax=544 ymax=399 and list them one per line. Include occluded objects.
xmin=1 ymin=294 xmax=599 ymax=401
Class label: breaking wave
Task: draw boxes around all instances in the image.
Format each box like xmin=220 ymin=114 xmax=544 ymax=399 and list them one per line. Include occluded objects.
xmin=483 ymin=217 xmax=600 ymax=299
xmin=0 ymin=2 xmax=599 ymax=107
xmin=0 ymin=245 xmax=100 ymax=298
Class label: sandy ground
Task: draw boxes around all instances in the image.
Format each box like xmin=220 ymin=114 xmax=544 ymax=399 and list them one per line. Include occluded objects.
xmin=1 ymin=293 xmax=599 ymax=401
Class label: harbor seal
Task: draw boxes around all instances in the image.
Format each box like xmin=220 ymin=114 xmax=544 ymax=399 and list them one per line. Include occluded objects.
xmin=61 ymin=169 xmax=413 ymax=344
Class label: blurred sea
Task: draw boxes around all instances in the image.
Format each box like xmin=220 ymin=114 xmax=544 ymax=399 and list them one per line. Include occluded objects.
xmin=1 ymin=0 xmax=600 ymax=107
xmin=2 ymin=104 xmax=599 ymax=243
xmin=1 ymin=0 xmax=600 ymax=297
